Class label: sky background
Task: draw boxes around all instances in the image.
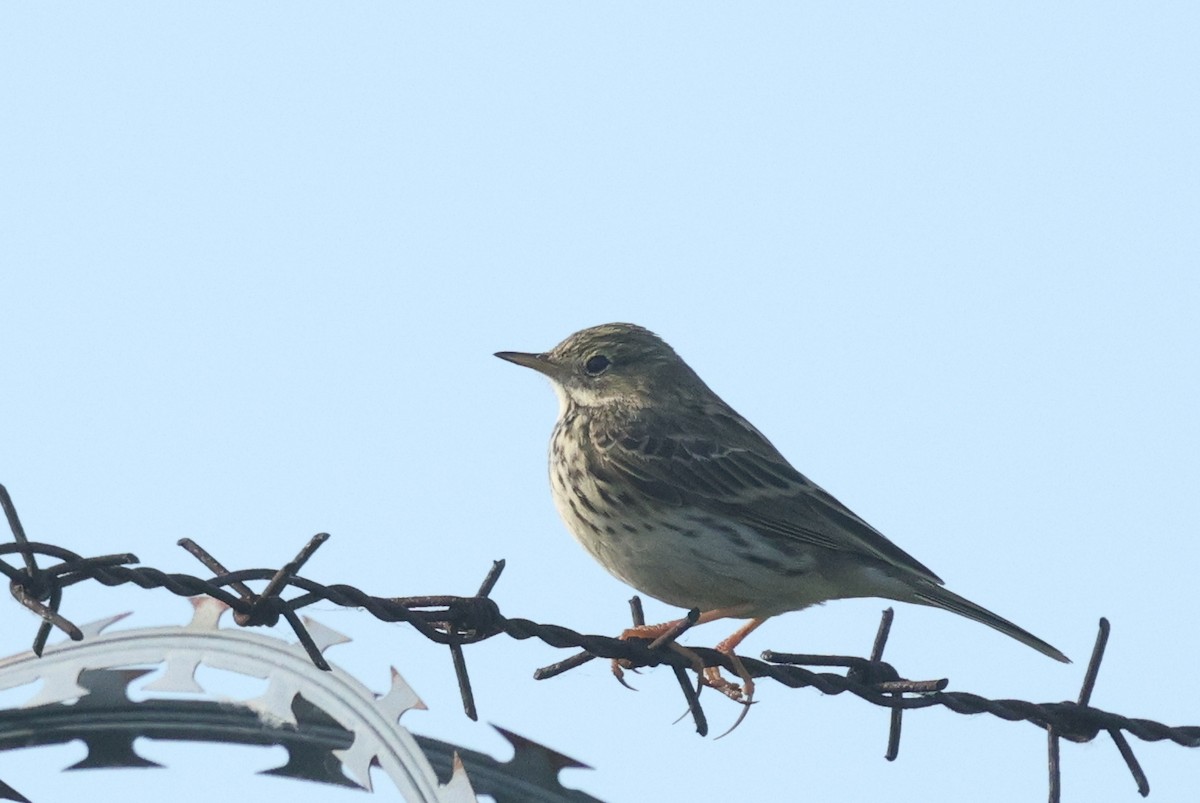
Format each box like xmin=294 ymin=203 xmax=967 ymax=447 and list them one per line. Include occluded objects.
xmin=2 ymin=4 xmax=1198 ymax=802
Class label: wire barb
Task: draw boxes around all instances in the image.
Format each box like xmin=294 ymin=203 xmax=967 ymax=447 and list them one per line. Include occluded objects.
xmin=1 ymin=537 xmax=141 ymax=656
xmin=1045 ymin=618 xmax=1149 ymax=801
xmin=2 ymin=484 xmax=1198 ymax=802
xmin=868 ymin=608 xmax=904 ymax=761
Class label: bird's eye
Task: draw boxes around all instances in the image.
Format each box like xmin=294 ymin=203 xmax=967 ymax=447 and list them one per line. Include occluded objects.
xmin=584 ymin=354 xmax=611 ymax=376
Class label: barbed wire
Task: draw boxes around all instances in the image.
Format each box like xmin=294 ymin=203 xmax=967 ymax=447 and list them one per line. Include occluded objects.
xmin=2 ymin=484 xmax=1196 ymax=801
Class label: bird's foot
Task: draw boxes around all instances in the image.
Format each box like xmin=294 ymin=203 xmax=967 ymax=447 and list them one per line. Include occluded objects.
xmin=705 ymin=650 xmax=758 ymax=738
xmin=701 ymin=650 xmax=755 ymax=704
xmin=619 ymin=620 xmax=684 ymax=642
xmin=611 ymin=619 xmax=700 ymax=690
xmin=610 ymin=659 xmax=639 ymax=690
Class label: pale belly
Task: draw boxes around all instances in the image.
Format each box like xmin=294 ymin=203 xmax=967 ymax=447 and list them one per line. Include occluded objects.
xmin=549 ymin=461 xmax=894 ymax=617
xmin=543 ymin=407 xmax=920 ymax=617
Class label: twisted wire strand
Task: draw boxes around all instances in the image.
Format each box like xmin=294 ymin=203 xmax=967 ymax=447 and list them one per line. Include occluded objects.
xmin=0 ymin=473 xmax=1195 ymax=803
xmin=3 ymin=539 xmax=1198 ymax=752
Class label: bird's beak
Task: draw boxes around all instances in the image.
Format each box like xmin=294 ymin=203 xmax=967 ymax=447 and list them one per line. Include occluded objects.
xmin=495 ymin=350 xmax=557 ymax=378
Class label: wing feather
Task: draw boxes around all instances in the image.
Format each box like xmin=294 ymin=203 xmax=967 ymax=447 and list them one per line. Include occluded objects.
xmin=589 ymin=405 xmax=943 ymax=584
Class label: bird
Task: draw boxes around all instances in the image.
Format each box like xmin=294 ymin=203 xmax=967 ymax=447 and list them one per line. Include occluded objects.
xmin=496 ymin=323 xmax=1068 ymax=703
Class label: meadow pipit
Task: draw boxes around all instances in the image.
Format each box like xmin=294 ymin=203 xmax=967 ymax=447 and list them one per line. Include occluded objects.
xmin=497 ymin=323 xmax=1067 ymax=701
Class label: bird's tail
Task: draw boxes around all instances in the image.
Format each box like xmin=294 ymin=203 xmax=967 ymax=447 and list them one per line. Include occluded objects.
xmin=911 ymin=583 xmax=1070 ymax=663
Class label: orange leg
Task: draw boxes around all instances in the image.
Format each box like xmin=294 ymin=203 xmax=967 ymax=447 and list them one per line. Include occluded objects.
xmin=612 ymin=618 xmax=705 ymax=688
xmin=612 ymin=607 xmax=766 ymax=703
xmin=704 ymin=617 xmax=767 ymax=703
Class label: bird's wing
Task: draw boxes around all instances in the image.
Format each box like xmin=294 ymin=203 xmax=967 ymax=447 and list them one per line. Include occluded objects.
xmin=590 ymin=406 xmax=944 ymax=585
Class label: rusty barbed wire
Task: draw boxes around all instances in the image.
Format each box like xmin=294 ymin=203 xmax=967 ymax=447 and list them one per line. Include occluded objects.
xmin=2 ymin=484 xmax=1197 ymax=801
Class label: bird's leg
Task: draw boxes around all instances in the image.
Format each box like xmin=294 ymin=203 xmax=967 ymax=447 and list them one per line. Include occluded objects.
xmin=613 ymin=609 xmax=765 ymax=701
xmin=612 ymin=618 xmax=706 ymax=687
xmin=703 ymin=617 xmax=767 ymax=703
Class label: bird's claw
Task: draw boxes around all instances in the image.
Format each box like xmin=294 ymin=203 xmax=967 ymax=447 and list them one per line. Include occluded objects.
xmin=702 ymin=665 xmax=753 ymax=704
xmin=714 ymin=697 xmax=756 ymax=739
xmin=611 ymin=658 xmax=640 ymax=691
xmin=699 ymin=651 xmax=758 ymax=737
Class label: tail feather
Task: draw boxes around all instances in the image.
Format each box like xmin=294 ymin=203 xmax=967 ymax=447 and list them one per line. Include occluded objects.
xmin=912 ymin=584 xmax=1070 ymax=663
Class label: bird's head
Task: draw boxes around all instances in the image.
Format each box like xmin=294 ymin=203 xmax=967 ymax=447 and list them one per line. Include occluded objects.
xmin=496 ymin=322 xmax=702 ymax=411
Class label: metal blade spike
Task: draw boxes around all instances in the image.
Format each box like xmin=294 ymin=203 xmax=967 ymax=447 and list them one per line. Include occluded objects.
xmin=243 ymin=675 xmax=302 ymax=727
xmin=493 ymin=724 xmax=592 ymax=772
xmin=333 ymin=739 xmax=377 ymax=792
xmin=376 ymin=667 xmax=426 ymax=722
xmin=75 ymin=612 xmax=133 ymax=640
xmin=300 ymin=616 xmax=352 ymax=655
xmin=440 ymin=753 xmax=478 ymax=803
xmin=142 ymin=654 xmax=204 ymax=693
xmin=185 ymin=596 xmax=229 ymax=630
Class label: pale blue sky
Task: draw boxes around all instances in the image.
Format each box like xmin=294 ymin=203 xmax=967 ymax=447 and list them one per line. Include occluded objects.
xmin=2 ymin=4 xmax=1198 ymax=801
